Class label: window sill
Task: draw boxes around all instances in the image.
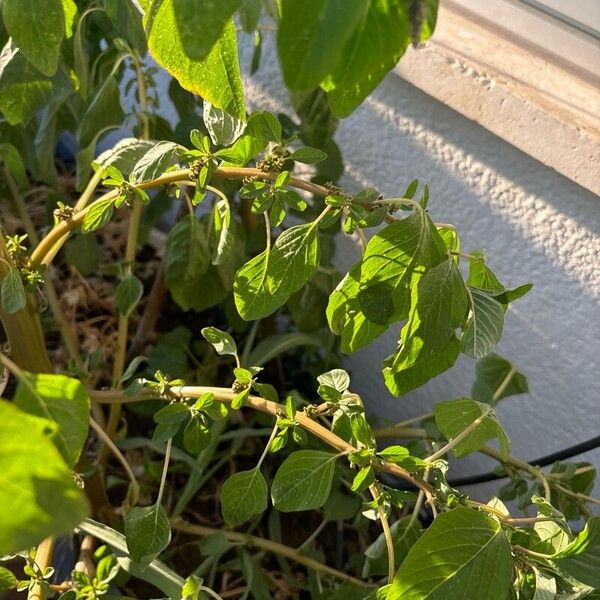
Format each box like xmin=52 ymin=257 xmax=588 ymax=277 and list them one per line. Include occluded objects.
xmin=394 ymin=1 xmax=600 ymax=196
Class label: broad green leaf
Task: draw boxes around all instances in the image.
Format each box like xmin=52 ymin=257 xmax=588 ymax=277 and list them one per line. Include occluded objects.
xmin=214 ymin=111 xmax=271 ymax=166
xmin=317 ymin=368 xmax=350 ymax=393
xmin=271 ymin=450 xmax=338 ymax=512
xmin=2 ymin=0 xmax=65 ymax=76
xmin=0 ymin=142 xmax=29 ymax=188
xmin=471 ymin=353 xmax=528 ymax=404
xmin=220 ymin=468 xmax=268 ymax=526
xmin=212 ymin=197 xmax=233 ymax=265
xmin=277 ymin=0 xmax=368 ymax=89
xmin=323 ymin=0 xmax=438 ymax=117
xmin=64 ymin=233 xmax=101 ymax=276
xmin=164 ymin=215 xmax=209 ymax=292
xmin=203 ymin=100 xmax=246 ymax=146
xmin=0 ymin=401 xmax=89 ymax=556
xmin=239 ymin=0 xmax=262 ymax=32
xmin=78 ymin=518 xmax=183 ymax=599
xmin=0 ymin=41 xmax=72 ymax=125
xmin=116 ymin=274 xmax=144 ymax=317
xmin=363 ymin=516 xmax=422 ymax=578
xmin=81 ymin=197 xmax=115 ymax=233
xmin=130 ymin=141 xmax=181 ymax=183
xmin=168 ymin=0 xmax=241 ymax=61
xmin=383 ymin=257 xmax=468 ymax=396
xmin=0 ymin=565 xmax=17 ymax=590
xmin=434 ymin=397 xmax=509 ymax=459
xmin=77 ymin=56 xmax=126 ymax=148
xmin=125 ymin=503 xmax=171 ymax=567
xmin=145 ymin=12 xmax=245 ymax=118
xmin=102 ymin=0 xmax=147 ymax=55
xmin=289 ymin=147 xmax=327 ymax=164
xmin=461 ymin=287 xmax=505 ymax=358
xmin=267 ymin=223 xmax=320 ymax=296
xmin=466 ymin=251 xmax=503 ymax=291
xmin=529 ymin=519 xmax=570 ymax=555
xmin=388 ymin=507 xmax=512 ymax=599
xmin=234 ymin=249 xmax=288 ymax=320
xmin=1 ymin=267 xmax=26 ymax=314
xmin=15 ymin=373 xmax=91 ymax=467
xmin=246 ymin=332 xmax=320 ymax=367
xmin=552 ymin=518 xmax=600 ymax=588
xmin=201 ymin=326 xmax=237 ymax=356
xmin=532 ymin=567 xmax=556 ymax=600
xmin=327 ymin=209 xmax=447 ymax=353
xmin=93 ymin=138 xmax=156 ymax=176
xmin=183 ymin=415 xmax=211 ymax=454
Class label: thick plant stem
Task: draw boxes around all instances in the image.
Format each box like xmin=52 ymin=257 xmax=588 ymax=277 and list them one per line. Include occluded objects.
xmin=171 ymin=520 xmax=373 ymax=588
xmin=90 ymin=386 xmax=434 ymax=496
xmin=0 ymin=237 xmax=52 ymax=373
xmin=28 ymin=537 xmax=55 ymax=600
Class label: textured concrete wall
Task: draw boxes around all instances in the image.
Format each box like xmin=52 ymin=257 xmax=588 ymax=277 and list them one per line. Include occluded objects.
xmin=236 ymin=36 xmax=600 ymax=492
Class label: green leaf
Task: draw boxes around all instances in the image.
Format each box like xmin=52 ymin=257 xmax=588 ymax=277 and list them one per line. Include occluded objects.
xmin=169 ymin=0 xmax=241 ymax=61
xmin=277 ymin=0 xmax=368 ymax=89
xmin=388 ymin=507 xmax=512 ymax=600
xmin=383 ymin=257 xmax=468 ymax=396
xmin=239 ymin=0 xmax=262 ymax=32
xmin=81 ymin=197 xmax=115 ymax=233
xmin=325 ymin=0 xmax=438 ymax=116
xmin=471 ymin=353 xmax=529 ymax=404
xmin=78 ymin=518 xmax=183 ymax=599
xmin=317 ymin=368 xmax=350 ymax=393
xmin=115 ymin=275 xmax=143 ymax=317
xmin=15 ymin=373 xmax=91 ymax=467
xmin=0 ymin=41 xmax=71 ymax=125
xmin=363 ymin=516 xmax=422 ymax=578
xmin=532 ymin=567 xmax=556 ymax=600
xmin=461 ymin=288 xmax=505 ymax=358
xmin=271 ymin=450 xmax=338 ymax=512
xmin=0 ymin=565 xmax=17 ymax=590
xmin=212 ymin=197 xmax=233 ymax=265
xmin=77 ymin=56 xmax=126 ymax=148
xmin=247 ymin=332 xmax=321 ymax=367
xmin=93 ymin=138 xmax=156 ymax=176
xmin=215 ymin=111 xmax=271 ymax=165
xmin=203 ymin=100 xmax=246 ymax=146
xmin=434 ymin=397 xmax=510 ymax=459
xmin=130 ymin=141 xmax=181 ymax=183
xmin=2 ymin=0 xmax=65 ymax=76
xmin=64 ymin=233 xmax=101 ymax=276
xmin=552 ymin=518 xmax=600 ymax=588
xmin=1 ymin=267 xmax=26 ymax=314
xmin=0 ymin=401 xmax=89 ymax=556
xmin=183 ymin=415 xmax=211 ymax=454
xmin=234 ymin=249 xmax=289 ymax=320
xmin=327 ymin=209 xmax=447 ymax=353
xmin=201 ymin=326 xmax=237 ymax=356
xmin=0 ymin=142 xmax=29 ymax=188
xmin=351 ymin=466 xmax=375 ymax=493
xmin=145 ymin=11 xmax=245 ymax=118
xmin=164 ymin=215 xmax=209 ymax=292
xmin=125 ymin=503 xmax=171 ymax=567
xmin=266 ymin=222 xmax=320 ymax=296
xmin=220 ymin=468 xmax=268 ymax=526
xmin=289 ymin=147 xmax=327 ymax=164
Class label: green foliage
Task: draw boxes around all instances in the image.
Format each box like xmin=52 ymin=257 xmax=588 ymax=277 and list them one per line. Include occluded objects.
xmin=14 ymin=373 xmax=91 ymax=467
xmin=0 ymin=3 xmax=594 ymax=598
xmin=272 ymin=450 xmax=338 ymax=512
xmin=389 ymin=508 xmax=513 ymax=599
xmin=0 ymin=401 xmax=88 ymax=555
xmin=124 ymin=503 xmax=171 ymax=567
xmin=220 ymin=468 xmax=268 ymax=526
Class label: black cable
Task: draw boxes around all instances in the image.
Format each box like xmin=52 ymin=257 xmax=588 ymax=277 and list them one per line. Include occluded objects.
xmin=449 ymin=434 xmax=600 ymax=487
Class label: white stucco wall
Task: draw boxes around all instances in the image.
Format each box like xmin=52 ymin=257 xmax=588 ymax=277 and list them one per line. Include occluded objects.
xmin=236 ymin=35 xmax=600 ymax=494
